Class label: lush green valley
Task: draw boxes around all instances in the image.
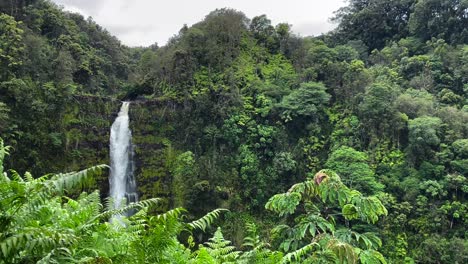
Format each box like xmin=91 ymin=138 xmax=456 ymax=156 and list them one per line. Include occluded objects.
xmin=0 ymin=0 xmax=467 ymax=263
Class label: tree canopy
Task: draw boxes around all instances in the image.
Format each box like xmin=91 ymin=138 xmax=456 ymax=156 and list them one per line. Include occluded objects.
xmin=0 ymin=0 xmax=467 ymax=263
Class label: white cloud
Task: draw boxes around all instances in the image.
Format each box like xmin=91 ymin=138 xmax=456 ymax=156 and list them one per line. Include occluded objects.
xmin=52 ymin=0 xmax=345 ymax=47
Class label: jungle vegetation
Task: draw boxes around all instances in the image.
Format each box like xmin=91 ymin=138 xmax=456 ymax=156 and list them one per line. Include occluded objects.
xmin=0 ymin=0 xmax=467 ymax=263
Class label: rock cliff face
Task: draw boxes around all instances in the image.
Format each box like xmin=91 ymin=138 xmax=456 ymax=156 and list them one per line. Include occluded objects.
xmin=39 ymin=96 xmax=178 ymax=210
xmin=59 ymin=96 xmax=119 ymax=201
xmin=6 ymin=94 xmax=221 ymax=212
xmin=129 ymin=100 xmax=179 ymax=210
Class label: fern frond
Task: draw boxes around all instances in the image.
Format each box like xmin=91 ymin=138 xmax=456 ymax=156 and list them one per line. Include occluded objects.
xmin=103 ymin=196 xmax=114 ymax=212
xmin=204 ymin=227 xmax=241 ymax=263
xmin=95 ymin=197 xmax=161 ymax=221
xmin=21 ymin=165 xmax=107 ymax=214
xmin=154 ymin=207 xmax=187 ymax=222
xmin=240 ymin=222 xmax=280 ymax=264
xmin=37 ymin=247 xmax=74 ymax=264
xmin=188 ymin=208 xmax=228 ymax=232
xmin=24 ymin=171 xmax=35 ymax=182
xmin=242 ymin=222 xmax=270 ymax=250
xmin=282 ymin=243 xmax=318 ymax=263
xmin=8 ymin=170 xmax=23 ymax=182
xmin=1 ymin=228 xmax=77 ymax=261
xmin=48 ymin=165 xmax=107 ymax=194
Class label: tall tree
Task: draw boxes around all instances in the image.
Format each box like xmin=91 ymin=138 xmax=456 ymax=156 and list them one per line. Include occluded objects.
xmin=326 ymin=146 xmax=384 ymax=194
xmin=409 ymin=0 xmax=468 ymax=44
xmin=332 ymin=0 xmax=415 ymax=50
xmin=0 ymin=14 xmax=24 ymax=80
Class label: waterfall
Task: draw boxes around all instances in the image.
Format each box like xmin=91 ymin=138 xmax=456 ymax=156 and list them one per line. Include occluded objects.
xmin=109 ymin=102 xmax=138 ymax=218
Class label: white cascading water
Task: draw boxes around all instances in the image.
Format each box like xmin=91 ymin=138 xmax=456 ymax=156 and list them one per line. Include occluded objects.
xmin=109 ymin=102 xmax=138 ymax=219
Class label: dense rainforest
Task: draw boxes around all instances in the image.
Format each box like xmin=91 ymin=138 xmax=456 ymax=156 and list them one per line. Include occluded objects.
xmin=0 ymin=0 xmax=467 ymax=263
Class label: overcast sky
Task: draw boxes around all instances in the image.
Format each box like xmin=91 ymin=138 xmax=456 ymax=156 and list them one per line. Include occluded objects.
xmin=51 ymin=0 xmax=346 ymax=47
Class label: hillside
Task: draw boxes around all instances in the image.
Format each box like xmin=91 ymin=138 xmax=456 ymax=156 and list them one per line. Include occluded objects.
xmin=0 ymin=0 xmax=467 ymax=263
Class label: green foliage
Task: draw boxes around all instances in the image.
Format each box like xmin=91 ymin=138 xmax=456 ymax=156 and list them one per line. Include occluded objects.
xmin=395 ymin=89 xmax=435 ymax=119
xmin=0 ymin=163 xmax=105 ymax=262
xmin=202 ymin=227 xmax=241 ymax=263
xmin=358 ymin=80 xmax=402 ymax=139
xmin=412 ymin=235 xmax=468 ymax=264
xmin=266 ymin=169 xmax=387 ymax=262
xmin=0 ymin=141 xmax=228 ymax=264
xmin=331 ymin=0 xmax=414 ymax=50
xmin=238 ymin=222 xmax=284 ymax=263
xmin=171 ymin=151 xmax=196 ymax=207
xmin=2 ymin=1 xmax=468 ymax=263
xmin=282 ymin=243 xmax=318 ymax=263
xmin=265 ymin=192 xmax=302 ymax=217
xmin=326 ymin=146 xmax=384 ymax=194
xmin=409 ymin=0 xmax=468 ymax=44
xmin=188 ymin=209 xmax=228 ymax=232
xmin=278 ymin=82 xmax=330 ymax=122
xmin=0 ymin=14 xmax=24 ymax=79
xmin=407 ymin=116 xmax=443 ymax=165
